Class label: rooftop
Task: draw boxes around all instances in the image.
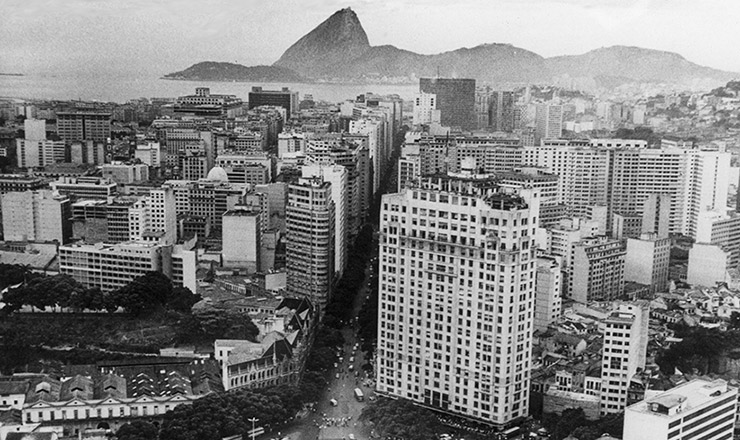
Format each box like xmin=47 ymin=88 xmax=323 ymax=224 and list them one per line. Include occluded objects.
xmin=626 ymin=379 xmax=734 ymax=417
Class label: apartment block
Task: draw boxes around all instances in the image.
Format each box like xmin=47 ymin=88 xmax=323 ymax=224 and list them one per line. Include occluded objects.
xmin=1 ymin=190 xmax=72 ymax=243
xmin=569 ymin=236 xmax=625 ymax=303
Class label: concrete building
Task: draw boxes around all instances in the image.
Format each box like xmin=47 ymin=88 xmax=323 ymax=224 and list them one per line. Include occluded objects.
xmin=222 ymin=208 xmax=261 ymax=272
xmin=56 ymin=111 xmax=111 ymax=142
xmin=419 ymin=78 xmax=476 ymax=131
xmin=0 ymin=175 xmax=47 ymax=194
xmin=50 ymin=177 xmax=117 ymax=200
xmin=16 ymin=120 xmax=65 ymax=168
xmin=59 ymin=241 xmax=196 ymax=292
xmin=1 ymin=190 xmax=71 ymax=243
xmin=687 ymin=243 xmax=730 ymax=287
xmin=641 ymin=193 xmax=672 ymax=238
xmin=696 ymin=210 xmax=740 ymax=270
xmin=135 ymin=142 xmax=163 ymax=167
xmin=286 ymin=178 xmax=335 ymax=310
xmin=623 ymin=379 xmax=737 ymax=440
xmin=101 ymin=163 xmax=149 ymax=184
xmin=600 ymin=302 xmax=649 ymax=415
xmin=248 ymin=87 xmax=298 ymax=117
xmin=412 ymin=92 xmax=441 ymax=126
xmin=535 ymin=104 xmax=563 ymax=143
xmin=69 ymin=140 xmax=105 ymax=165
xmin=377 ymin=178 xmax=539 ymax=426
xmin=301 ymin=164 xmax=348 ymax=276
xmin=612 ymin=212 xmax=643 ymax=240
xmin=570 ymin=236 xmax=625 ymax=303
xmin=535 ymin=256 xmax=562 ymax=332
xmin=625 ymin=233 xmax=671 ymax=294
xmin=277 ymin=132 xmax=306 ymax=158
xmin=175 ymin=87 xmax=244 ymax=118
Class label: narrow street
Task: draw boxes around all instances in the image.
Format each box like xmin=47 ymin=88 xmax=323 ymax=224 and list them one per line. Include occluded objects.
xmin=286 ymin=263 xmax=376 ymax=440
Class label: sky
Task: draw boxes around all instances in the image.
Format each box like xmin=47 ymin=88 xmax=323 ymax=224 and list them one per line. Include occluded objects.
xmin=2 ymin=0 xmax=740 ymax=78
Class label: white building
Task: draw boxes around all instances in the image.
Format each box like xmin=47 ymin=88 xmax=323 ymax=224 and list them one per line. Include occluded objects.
xmin=570 ymin=236 xmax=625 ymax=303
xmin=377 ymin=178 xmax=539 ymax=426
xmin=623 ymin=379 xmax=737 ymax=440
xmin=277 ymin=132 xmax=306 ymax=158
xmin=59 ymin=241 xmax=196 ymax=292
xmin=222 ymin=208 xmax=261 ymax=272
xmin=687 ymin=243 xmax=730 ymax=287
xmin=135 ymin=142 xmax=163 ymax=167
xmin=535 ymin=103 xmax=563 ymax=143
xmin=625 ymin=233 xmax=671 ymax=294
xmin=535 ymin=255 xmax=562 ymax=332
xmin=301 ymin=164 xmax=348 ymax=275
xmin=1 ymin=190 xmax=71 ymax=243
xmin=412 ymin=92 xmax=441 ymax=126
xmin=601 ymin=302 xmax=649 ymax=415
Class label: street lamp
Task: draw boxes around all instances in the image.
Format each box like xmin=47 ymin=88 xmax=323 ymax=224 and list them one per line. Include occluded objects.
xmin=248 ymin=417 xmax=259 ymax=440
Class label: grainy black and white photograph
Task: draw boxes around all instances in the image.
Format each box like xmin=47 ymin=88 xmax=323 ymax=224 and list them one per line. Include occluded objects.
xmin=1 ymin=1 xmax=740 ymax=440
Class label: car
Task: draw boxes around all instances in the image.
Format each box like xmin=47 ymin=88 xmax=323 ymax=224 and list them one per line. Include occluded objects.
xmin=335 ymin=373 xmax=340 ymax=379
xmin=349 ymin=357 xmax=354 ymax=363
xmin=334 ymin=363 xmax=338 ymax=368
xmin=349 ymin=435 xmax=356 ymax=440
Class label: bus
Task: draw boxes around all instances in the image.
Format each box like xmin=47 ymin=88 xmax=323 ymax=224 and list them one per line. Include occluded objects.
xmin=501 ymin=426 xmax=521 ymax=439
xmin=354 ymin=388 xmax=364 ymax=401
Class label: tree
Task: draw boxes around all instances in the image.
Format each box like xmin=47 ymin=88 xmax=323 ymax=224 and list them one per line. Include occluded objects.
xmin=184 ymin=309 xmax=259 ymax=342
xmin=116 ymin=420 xmax=158 ymax=440
xmin=109 ymin=271 xmax=173 ymax=316
xmin=360 ymin=398 xmax=443 ymax=440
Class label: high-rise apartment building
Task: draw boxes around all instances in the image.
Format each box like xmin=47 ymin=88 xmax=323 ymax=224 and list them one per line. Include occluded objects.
xmin=412 ymin=92 xmax=440 ymax=126
xmin=569 ymin=236 xmax=625 ymax=303
xmin=50 ymin=177 xmax=117 ymax=200
xmin=302 ymin=164 xmax=348 ymax=276
xmin=56 ymin=111 xmax=111 ymax=142
xmin=623 ymin=379 xmax=737 ymax=440
xmin=16 ymin=119 xmax=64 ymax=168
xmin=695 ymin=210 xmax=740 ymax=270
xmin=490 ymin=91 xmax=515 ymax=132
xmin=286 ymin=178 xmax=335 ymax=310
xmin=600 ymin=302 xmax=649 ymax=416
xmin=377 ymin=177 xmax=539 ymax=426
xmin=1 ymin=190 xmax=72 ymax=243
xmin=642 ymin=194 xmax=672 ymax=238
xmin=419 ymin=78 xmax=476 ymax=131
xmin=222 ymin=208 xmax=261 ymax=272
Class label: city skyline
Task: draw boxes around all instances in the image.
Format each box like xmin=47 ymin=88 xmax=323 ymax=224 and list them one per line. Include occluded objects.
xmin=3 ymin=0 xmax=740 ymax=79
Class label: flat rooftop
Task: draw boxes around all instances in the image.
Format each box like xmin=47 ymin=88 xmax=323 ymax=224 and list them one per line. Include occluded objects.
xmin=626 ymin=379 xmax=734 ymax=417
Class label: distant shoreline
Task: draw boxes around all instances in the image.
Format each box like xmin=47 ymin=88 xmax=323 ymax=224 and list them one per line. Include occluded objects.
xmin=0 ymin=73 xmax=24 ymax=77
xmin=159 ymin=76 xmax=419 ymax=86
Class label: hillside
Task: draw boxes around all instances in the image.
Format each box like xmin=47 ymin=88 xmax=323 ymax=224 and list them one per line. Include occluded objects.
xmin=162 ymin=61 xmax=305 ymax=83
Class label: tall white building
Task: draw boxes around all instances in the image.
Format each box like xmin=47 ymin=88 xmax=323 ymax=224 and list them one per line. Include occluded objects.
xmin=623 ymin=379 xmax=737 ymax=440
xmin=600 ymin=302 xmax=649 ymax=415
xmin=1 ymin=190 xmax=71 ymax=243
xmin=377 ymin=177 xmax=539 ymax=426
xmin=222 ymin=208 xmax=261 ymax=272
xmin=277 ymin=132 xmax=306 ymax=158
xmin=535 ymin=104 xmax=563 ymax=143
xmin=570 ymin=236 xmax=625 ymax=303
xmin=534 ymin=256 xmax=562 ymax=332
xmin=625 ymin=233 xmax=671 ymax=294
xmin=135 ymin=142 xmax=163 ymax=167
xmin=286 ymin=178 xmax=335 ymax=310
xmin=412 ymin=92 xmax=441 ymax=126
xmin=302 ymin=164 xmax=348 ymax=276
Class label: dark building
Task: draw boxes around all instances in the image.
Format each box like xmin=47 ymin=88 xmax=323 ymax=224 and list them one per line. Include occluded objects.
xmin=57 ymin=112 xmax=112 ymax=142
xmin=419 ymin=78 xmax=476 ymax=131
xmin=490 ymin=91 xmax=515 ymax=132
xmin=248 ymin=87 xmax=299 ymax=118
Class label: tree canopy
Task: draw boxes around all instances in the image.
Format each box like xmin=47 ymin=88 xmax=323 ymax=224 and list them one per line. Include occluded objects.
xmin=359 ymin=397 xmax=443 ymax=440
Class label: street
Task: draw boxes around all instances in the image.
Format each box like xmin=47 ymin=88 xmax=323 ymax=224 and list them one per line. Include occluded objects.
xmin=285 ymin=263 xmax=376 ymax=440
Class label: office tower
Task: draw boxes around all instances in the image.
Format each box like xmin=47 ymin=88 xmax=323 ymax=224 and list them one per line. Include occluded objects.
xmin=182 ymin=152 xmax=210 ymax=181
xmin=0 ymin=175 xmax=46 ymax=195
xmin=569 ymin=236 xmax=625 ymax=303
xmin=248 ymin=87 xmax=299 ymax=117
xmin=535 ymin=256 xmax=562 ymax=332
xmin=1 ymin=190 xmax=72 ymax=243
xmin=498 ymin=169 xmax=563 ymax=228
xmin=490 ymin=91 xmax=515 ymax=132
xmin=166 ymin=178 xmax=248 ymax=238
xmin=641 ymin=194 xmax=671 ymax=238
xmin=56 ymin=111 xmax=111 ymax=142
xmin=600 ymin=302 xmax=649 ymax=415
xmin=377 ymin=178 xmax=539 ymax=426
xmin=349 ymin=117 xmax=386 ymax=195
xmin=534 ymin=104 xmax=563 ymax=143
xmin=623 ymin=379 xmax=737 ymax=440
xmin=412 ymin=92 xmax=440 ymax=126
xmin=419 ymin=78 xmax=476 ymax=131
xmin=687 ymin=243 xmax=729 ymax=286
xmin=222 ymin=208 xmax=261 ymax=272
xmin=286 ymin=178 xmax=335 ymax=310
xmin=148 ymin=186 xmax=177 ymax=245
xmin=546 ymin=218 xmax=601 ymax=264
xmin=625 ymin=233 xmax=671 ymax=294
xmin=216 ymin=154 xmax=272 ymax=186
xmin=59 ymin=242 xmax=196 ymax=292
xmin=302 ymin=165 xmax=348 ymax=276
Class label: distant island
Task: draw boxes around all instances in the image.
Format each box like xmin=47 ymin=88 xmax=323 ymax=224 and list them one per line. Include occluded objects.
xmin=162 ymin=61 xmax=307 ymax=83
xmin=0 ymin=73 xmax=24 ymax=76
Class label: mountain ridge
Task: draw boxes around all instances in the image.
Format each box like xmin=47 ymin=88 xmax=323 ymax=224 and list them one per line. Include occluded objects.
xmin=164 ymin=8 xmax=739 ymax=90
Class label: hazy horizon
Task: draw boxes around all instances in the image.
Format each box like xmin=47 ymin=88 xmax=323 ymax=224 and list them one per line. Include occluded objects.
xmin=2 ymin=0 xmax=740 ymax=79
